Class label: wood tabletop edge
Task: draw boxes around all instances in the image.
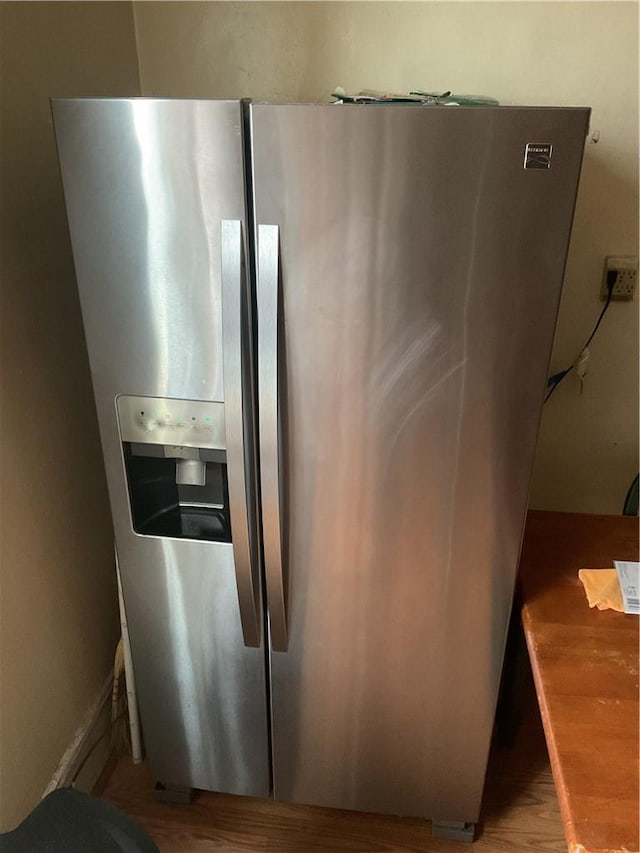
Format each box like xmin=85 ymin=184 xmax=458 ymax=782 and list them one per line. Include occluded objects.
xmin=522 ymin=629 xmax=577 ymax=838
xmin=526 ymin=508 xmax=639 ymax=522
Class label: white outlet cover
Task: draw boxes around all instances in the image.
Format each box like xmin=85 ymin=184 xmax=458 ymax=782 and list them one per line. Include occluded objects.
xmin=601 ymin=256 xmax=638 ymax=300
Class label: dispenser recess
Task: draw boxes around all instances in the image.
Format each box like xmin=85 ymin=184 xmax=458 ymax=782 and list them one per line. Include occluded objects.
xmin=117 ymin=395 xmax=231 ymax=543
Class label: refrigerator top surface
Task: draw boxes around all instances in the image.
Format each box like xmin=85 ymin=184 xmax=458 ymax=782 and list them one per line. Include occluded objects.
xmin=51 ymin=96 xmax=591 ymax=113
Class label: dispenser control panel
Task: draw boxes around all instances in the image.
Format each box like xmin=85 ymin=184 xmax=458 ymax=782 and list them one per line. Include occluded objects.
xmin=117 ymin=395 xmax=226 ymax=450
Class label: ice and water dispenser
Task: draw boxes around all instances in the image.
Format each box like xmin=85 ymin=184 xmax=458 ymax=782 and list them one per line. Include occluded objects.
xmin=117 ymin=395 xmax=231 ymax=542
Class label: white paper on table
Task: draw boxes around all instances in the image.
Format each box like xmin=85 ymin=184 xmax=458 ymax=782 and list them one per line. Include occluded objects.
xmin=614 ymin=561 xmax=640 ymax=615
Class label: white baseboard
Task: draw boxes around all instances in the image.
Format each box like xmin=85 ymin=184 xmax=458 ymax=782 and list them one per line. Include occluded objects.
xmin=42 ymin=670 xmax=114 ymax=798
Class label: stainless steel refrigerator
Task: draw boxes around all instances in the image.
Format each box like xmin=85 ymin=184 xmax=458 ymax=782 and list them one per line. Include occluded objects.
xmin=53 ymin=99 xmax=589 ymax=839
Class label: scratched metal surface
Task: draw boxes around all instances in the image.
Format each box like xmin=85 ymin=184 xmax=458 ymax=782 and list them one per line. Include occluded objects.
xmin=251 ymin=104 xmax=589 ymax=820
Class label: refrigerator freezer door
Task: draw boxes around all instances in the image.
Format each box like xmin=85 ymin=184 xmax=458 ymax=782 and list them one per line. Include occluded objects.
xmin=53 ymin=99 xmax=270 ymax=795
xmin=251 ymin=104 xmax=588 ymax=820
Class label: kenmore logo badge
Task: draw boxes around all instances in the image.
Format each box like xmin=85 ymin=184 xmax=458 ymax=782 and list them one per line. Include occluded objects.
xmin=524 ymin=142 xmax=553 ymax=169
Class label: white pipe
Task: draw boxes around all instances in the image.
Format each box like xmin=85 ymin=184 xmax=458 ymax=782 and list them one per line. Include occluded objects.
xmin=115 ymin=546 xmax=144 ymax=764
xmin=112 ymin=638 xmax=125 ymax=723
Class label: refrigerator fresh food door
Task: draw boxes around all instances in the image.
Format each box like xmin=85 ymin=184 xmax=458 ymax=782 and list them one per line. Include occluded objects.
xmin=53 ymin=99 xmax=270 ymax=796
xmin=250 ymin=104 xmax=589 ymax=822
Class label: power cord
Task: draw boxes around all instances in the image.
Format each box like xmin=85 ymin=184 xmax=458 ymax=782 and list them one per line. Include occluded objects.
xmin=544 ymin=269 xmax=617 ymax=404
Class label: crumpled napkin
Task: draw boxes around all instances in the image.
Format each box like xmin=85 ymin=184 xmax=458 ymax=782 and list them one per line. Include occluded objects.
xmin=578 ymin=568 xmax=624 ymax=612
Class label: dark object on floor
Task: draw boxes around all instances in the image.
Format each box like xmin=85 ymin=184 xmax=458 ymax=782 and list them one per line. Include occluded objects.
xmin=0 ymin=788 xmax=159 ymax=852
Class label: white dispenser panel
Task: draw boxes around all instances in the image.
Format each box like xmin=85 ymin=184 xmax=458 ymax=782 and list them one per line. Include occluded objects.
xmin=117 ymin=395 xmax=226 ymax=450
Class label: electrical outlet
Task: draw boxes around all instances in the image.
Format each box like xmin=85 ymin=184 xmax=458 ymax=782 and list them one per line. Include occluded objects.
xmin=601 ymin=256 xmax=638 ymax=300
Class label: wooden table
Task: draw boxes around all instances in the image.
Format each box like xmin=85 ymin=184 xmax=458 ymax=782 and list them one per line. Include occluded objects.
xmin=519 ymin=511 xmax=639 ymax=853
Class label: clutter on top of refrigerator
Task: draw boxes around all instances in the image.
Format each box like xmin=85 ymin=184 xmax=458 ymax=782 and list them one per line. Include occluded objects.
xmin=331 ymin=87 xmax=499 ymax=105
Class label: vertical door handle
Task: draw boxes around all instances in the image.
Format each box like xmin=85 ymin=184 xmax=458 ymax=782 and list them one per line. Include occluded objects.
xmin=221 ymin=219 xmax=261 ymax=648
xmin=257 ymin=224 xmax=288 ymax=652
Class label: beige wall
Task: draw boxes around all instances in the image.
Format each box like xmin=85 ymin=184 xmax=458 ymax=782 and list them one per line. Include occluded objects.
xmin=0 ymin=2 xmax=140 ymax=829
xmin=134 ymin=0 xmax=639 ymax=514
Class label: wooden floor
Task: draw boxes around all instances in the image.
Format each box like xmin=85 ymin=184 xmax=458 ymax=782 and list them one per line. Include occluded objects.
xmin=99 ymin=664 xmax=566 ymax=853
